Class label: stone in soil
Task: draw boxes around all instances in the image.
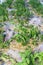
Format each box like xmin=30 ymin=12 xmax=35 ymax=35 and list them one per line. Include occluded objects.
xmin=29 ymin=17 xmax=41 ymax=26
xmin=6 ymin=49 xmax=22 ymax=62
xmin=33 ymin=43 xmax=43 ymax=53
xmin=3 ymin=22 xmax=16 ymax=41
